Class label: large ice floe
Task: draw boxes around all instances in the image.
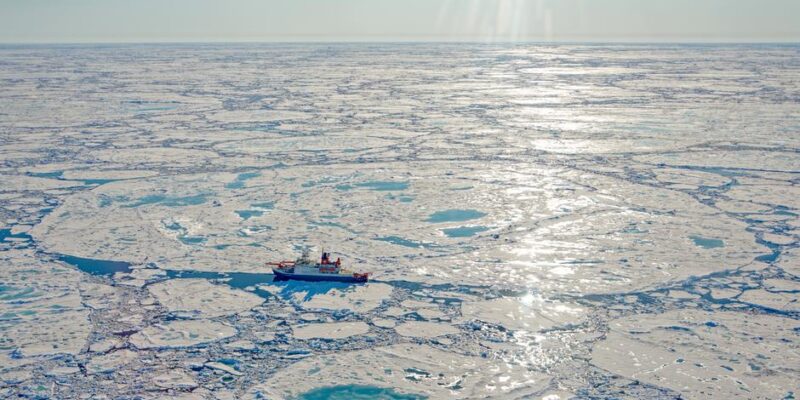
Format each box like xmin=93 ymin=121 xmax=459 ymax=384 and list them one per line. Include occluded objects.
xmin=130 ymin=320 xmax=237 ymax=349
xmin=1 ymin=43 xmax=798 ymax=398
xmin=295 ymin=282 xmax=393 ymax=313
xmin=592 ymin=310 xmax=799 ymax=399
xmin=0 ymin=250 xmax=91 ymax=358
xmin=245 ymin=344 xmax=552 ymax=399
xmin=147 ymin=278 xmax=263 ymax=317
xmin=458 ymin=296 xmax=586 ymax=332
xmin=291 ymin=321 xmax=371 ymax=340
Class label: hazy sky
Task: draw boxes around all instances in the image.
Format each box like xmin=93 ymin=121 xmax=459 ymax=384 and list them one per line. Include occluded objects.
xmin=1 ymin=0 xmax=798 ymax=43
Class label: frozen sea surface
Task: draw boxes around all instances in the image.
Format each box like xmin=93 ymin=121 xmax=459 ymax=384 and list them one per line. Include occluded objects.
xmin=0 ymin=43 xmax=798 ymax=399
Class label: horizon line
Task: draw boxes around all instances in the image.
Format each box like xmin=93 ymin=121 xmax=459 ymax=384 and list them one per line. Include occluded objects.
xmin=1 ymin=39 xmax=799 ymax=46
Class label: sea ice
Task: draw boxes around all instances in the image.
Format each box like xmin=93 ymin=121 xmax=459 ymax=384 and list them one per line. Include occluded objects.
xmin=130 ymin=320 xmax=236 ymax=349
xmin=86 ymin=349 xmax=138 ymax=375
xmin=148 ymin=278 xmax=263 ymax=317
xmin=291 ymin=321 xmax=370 ymax=340
xmin=153 ymin=370 xmax=199 ymax=390
xmin=592 ymin=310 xmax=799 ymax=399
xmin=458 ymin=297 xmax=586 ymax=332
xmin=394 ymin=321 xmax=459 ymax=338
xmin=297 ymin=282 xmax=393 ymax=313
xmin=245 ymin=344 xmax=551 ymax=399
xmin=1 ymin=43 xmax=797 ymax=399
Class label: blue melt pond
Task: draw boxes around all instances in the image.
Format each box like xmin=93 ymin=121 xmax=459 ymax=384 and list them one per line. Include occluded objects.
xmin=235 ymin=210 xmax=264 ymax=220
xmin=57 ymin=254 xmax=132 ymax=276
xmin=123 ymin=194 xmax=208 ymax=208
xmin=0 ymin=229 xmax=33 ymax=243
xmin=82 ymin=179 xmax=117 ymax=185
xmin=226 ymin=172 xmax=261 ymax=189
xmin=426 ymin=209 xmax=486 ymax=223
xmin=296 ymin=385 xmax=426 ymax=400
xmin=0 ymin=286 xmax=39 ymax=301
xmin=179 ymin=236 xmax=206 ymax=245
xmin=252 ymin=202 xmax=275 ymax=209
xmin=442 ymin=226 xmax=489 ymax=238
xmin=385 ymin=194 xmax=414 ymax=203
xmin=28 ymin=171 xmax=64 ymax=179
xmin=690 ymin=236 xmax=724 ymax=249
xmin=357 ymin=181 xmax=409 ymax=191
xmin=376 ymin=236 xmax=429 ymax=249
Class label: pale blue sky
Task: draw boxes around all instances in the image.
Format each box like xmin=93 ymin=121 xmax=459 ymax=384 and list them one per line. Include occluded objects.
xmin=1 ymin=0 xmax=798 ymax=43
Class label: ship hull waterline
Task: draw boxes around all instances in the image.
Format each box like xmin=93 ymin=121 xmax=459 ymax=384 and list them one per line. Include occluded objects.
xmin=272 ymin=268 xmax=368 ymax=283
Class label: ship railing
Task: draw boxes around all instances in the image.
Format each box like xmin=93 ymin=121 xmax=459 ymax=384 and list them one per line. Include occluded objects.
xmin=266 ymin=260 xmax=296 ymax=269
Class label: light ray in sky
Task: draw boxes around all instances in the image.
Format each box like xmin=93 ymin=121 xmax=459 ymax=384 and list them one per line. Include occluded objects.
xmin=0 ymin=0 xmax=797 ymax=43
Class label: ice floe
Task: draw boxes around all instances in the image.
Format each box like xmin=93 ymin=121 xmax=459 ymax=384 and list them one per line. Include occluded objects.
xmin=592 ymin=310 xmax=799 ymax=399
xmin=297 ymin=282 xmax=393 ymax=313
xmin=130 ymin=320 xmax=236 ymax=349
xmin=153 ymin=370 xmax=199 ymax=390
xmin=148 ymin=278 xmax=263 ymax=317
xmin=245 ymin=344 xmax=551 ymax=399
xmin=292 ymin=321 xmax=370 ymax=340
xmin=86 ymin=349 xmax=138 ymax=375
xmin=394 ymin=321 xmax=459 ymax=338
xmin=458 ymin=296 xmax=586 ymax=332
